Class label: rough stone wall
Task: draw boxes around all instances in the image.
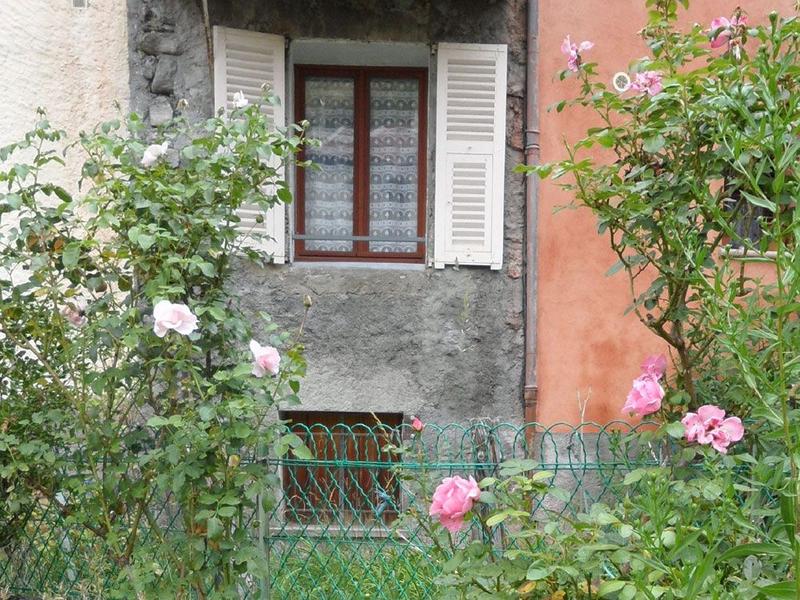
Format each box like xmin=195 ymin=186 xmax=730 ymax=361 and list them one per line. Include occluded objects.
xmin=126 ymin=0 xmax=210 ymax=124
xmin=126 ymin=0 xmax=527 ymax=425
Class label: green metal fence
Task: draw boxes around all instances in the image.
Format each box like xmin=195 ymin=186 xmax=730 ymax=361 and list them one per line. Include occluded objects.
xmin=0 ymin=421 xmax=660 ymax=599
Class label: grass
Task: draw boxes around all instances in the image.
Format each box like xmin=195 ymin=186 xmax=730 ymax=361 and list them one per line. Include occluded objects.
xmin=2 ymin=525 xmax=439 ymax=599
xmin=268 ymin=539 xmax=437 ymax=599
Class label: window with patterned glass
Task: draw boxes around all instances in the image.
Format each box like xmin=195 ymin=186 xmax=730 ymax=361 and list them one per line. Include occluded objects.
xmin=294 ymin=66 xmax=427 ymax=262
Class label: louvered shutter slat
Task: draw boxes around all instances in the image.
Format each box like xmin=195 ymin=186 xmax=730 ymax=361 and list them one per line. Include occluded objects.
xmin=213 ymin=26 xmax=286 ymax=263
xmin=434 ymin=43 xmax=507 ymax=270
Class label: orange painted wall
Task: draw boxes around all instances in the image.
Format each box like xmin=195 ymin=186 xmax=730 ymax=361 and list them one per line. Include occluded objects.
xmin=535 ymin=0 xmax=795 ymax=425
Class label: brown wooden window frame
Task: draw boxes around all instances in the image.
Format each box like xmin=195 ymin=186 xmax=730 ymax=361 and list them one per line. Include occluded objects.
xmin=294 ymin=65 xmax=428 ymax=263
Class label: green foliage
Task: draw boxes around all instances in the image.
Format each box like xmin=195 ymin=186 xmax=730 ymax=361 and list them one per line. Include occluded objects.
xmin=0 ymin=100 xmax=310 ymax=596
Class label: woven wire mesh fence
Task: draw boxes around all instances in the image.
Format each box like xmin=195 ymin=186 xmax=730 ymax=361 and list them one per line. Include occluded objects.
xmin=0 ymin=420 xmax=661 ymax=599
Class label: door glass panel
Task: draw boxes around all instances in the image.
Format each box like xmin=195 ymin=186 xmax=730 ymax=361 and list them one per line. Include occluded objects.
xmin=368 ymin=78 xmax=419 ymax=254
xmin=304 ymin=76 xmax=355 ymax=252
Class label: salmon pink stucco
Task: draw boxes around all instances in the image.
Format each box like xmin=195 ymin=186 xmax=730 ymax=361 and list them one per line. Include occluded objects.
xmin=535 ymin=0 xmax=794 ymax=425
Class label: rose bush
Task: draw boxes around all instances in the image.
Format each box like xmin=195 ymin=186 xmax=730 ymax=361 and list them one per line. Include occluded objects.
xmin=0 ymin=96 xmax=312 ymax=597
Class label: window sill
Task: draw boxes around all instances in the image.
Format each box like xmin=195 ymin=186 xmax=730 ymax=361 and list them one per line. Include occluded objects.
xmin=290 ymin=261 xmax=426 ymax=271
xmin=720 ymin=247 xmax=779 ymax=262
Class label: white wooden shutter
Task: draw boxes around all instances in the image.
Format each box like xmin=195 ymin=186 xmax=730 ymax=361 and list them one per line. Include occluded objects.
xmin=433 ymin=43 xmax=507 ymax=270
xmin=213 ymin=26 xmax=287 ymax=263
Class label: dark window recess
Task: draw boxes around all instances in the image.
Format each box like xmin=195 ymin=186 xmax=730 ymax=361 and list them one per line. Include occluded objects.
xmin=280 ymin=411 xmax=402 ymax=524
xmin=724 ymin=195 xmax=773 ymax=247
xmin=294 ymin=65 xmax=427 ymax=262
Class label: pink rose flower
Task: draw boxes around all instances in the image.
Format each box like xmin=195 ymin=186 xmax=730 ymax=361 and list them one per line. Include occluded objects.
xmin=681 ymin=404 xmax=744 ymax=453
xmin=682 ymin=405 xmax=723 ymax=443
xmin=641 ymin=354 xmax=667 ymax=380
xmin=709 ymin=14 xmax=748 ymax=49
xmin=710 ymin=417 xmax=744 ymax=453
xmin=429 ymin=475 xmax=481 ymax=534
xmin=411 ymin=416 xmax=424 ymax=432
xmin=232 ymin=90 xmax=249 ymax=109
xmin=629 ymin=71 xmax=663 ymax=96
xmin=141 ymin=142 xmax=169 ymax=168
xmin=681 ymin=413 xmax=704 ymax=443
xmin=561 ymin=35 xmax=593 ymax=72
xmin=249 ymin=339 xmax=280 ymax=377
xmin=152 ymin=300 xmax=198 ymax=338
xmin=60 ymin=303 xmax=87 ymax=328
xmin=709 ymin=16 xmax=732 ymax=48
xmin=622 ymin=373 xmax=664 ymax=416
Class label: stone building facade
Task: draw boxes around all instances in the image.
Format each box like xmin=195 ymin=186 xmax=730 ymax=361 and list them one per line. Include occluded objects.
xmin=126 ymin=0 xmax=529 ymax=426
xmin=4 ymin=0 xmax=793 ymax=431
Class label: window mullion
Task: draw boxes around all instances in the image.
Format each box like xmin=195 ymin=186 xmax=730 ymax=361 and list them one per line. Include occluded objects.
xmin=353 ymin=70 xmax=370 ymax=256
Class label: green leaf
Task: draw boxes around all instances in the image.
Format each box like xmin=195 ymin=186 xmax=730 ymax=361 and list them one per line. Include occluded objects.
xmin=208 ymin=306 xmax=226 ymax=321
xmin=780 ymin=492 xmax=797 ymax=552
xmin=291 ymin=443 xmax=314 ymax=460
xmin=597 ymin=132 xmax=615 ymax=148
xmin=486 ymin=509 xmax=528 ymax=527
xmin=478 ymin=490 xmax=496 ymax=505
xmin=717 ymin=543 xmax=792 ymax=561
xmin=276 ymin=187 xmax=292 ymax=204
xmin=146 ymin=416 xmax=169 ymax=428
xmin=664 ymin=421 xmax=685 ymax=439
xmin=217 ymin=505 xmax=237 ymax=518
xmin=620 ymin=584 xmax=637 ymax=600
xmin=499 ymin=458 xmax=538 ymax=476
xmin=198 ymin=261 xmax=216 ymax=277
xmin=685 ymin=542 xmax=717 ymax=597
xmin=758 ymin=582 xmax=797 ymax=599
xmin=442 ymin=552 xmax=464 ymax=573
xmin=623 ymin=469 xmax=645 ymax=486
xmin=181 ymin=144 xmax=202 ymax=159
xmin=206 ymin=516 xmax=223 ymax=539
xmin=740 ymin=189 xmax=776 ymax=213
xmin=525 ymin=565 xmax=554 ymax=581
xmin=5 ymin=193 xmax=22 ymax=209
xmin=529 ymin=470 xmax=554 ymax=482
xmin=197 ymin=405 xmax=215 ymax=422
xmin=606 ymin=260 xmax=626 ymax=276
xmin=51 ymin=186 xmax=72 ymax=203
xmin=136 ymin=233 xmax=156 ymax=250
xmin=598 ymin=580 xmax=627 ymax=597
xmin=643 ymin=135 xmax=665 ymax=154
xmin=62 ymin=242 xmax=81 ymax=268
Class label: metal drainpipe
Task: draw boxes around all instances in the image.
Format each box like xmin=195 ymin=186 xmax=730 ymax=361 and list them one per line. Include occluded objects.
xmin=523 ymin=0 xmax=540 ymax=423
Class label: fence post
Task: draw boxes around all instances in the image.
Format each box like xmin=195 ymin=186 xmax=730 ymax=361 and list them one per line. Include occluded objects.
xmin=258 ymin=441 xmax=271 ymax=600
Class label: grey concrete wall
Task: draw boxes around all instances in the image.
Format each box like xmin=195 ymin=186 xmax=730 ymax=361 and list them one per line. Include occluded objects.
xmin=126 ymin=0 xmax=527 ymax=425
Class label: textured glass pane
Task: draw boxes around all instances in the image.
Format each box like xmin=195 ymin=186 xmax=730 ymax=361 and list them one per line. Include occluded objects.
xmin=304 ymin=77 xmax=354 ymax=252
xmin=369 ymin=78 xmax=419 ymax=253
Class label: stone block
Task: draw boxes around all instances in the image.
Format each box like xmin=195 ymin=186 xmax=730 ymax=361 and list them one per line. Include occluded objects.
xmin=149 ymin=97 xmax=173 ymax=126
xmin=142 ymin=56 xmax=157 ymax=81
xmin=139 ymin=32 xmax=180 ymax=55
xmin=151 ymin=55 xmax=177 ymax=95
